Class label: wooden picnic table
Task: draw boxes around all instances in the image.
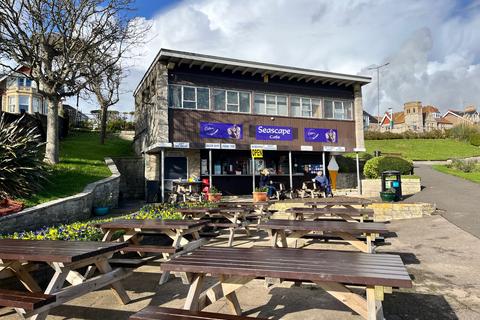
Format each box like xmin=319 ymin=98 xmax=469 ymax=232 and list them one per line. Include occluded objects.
xmin=258 ymin=219 xmax=389 ymax=253
xmin=176 ymin=207 xmax=254 ymax=247
xmin=99 ymin=219 xmax=208 ymax=284
xmin=286 ymin=207 xmax=375 ymax=223
xmin=0 ymin=239 xmax=131 ymax=320
xmin=161 ymin=246 xmax=412 ymax=320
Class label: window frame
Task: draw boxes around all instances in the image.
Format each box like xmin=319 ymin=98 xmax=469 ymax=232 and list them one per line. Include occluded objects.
xmin=210 ymin=88 xmax=252 ymax=113
xmin=254 ymin=92 xmax=288 ymax=116
xmin=323 ymin=99 xmax=354 ymax=120
xmin=168 ymin=84 xmax=210 ymax=110
xmin=8 ymin=96 xmax=16 ymax=113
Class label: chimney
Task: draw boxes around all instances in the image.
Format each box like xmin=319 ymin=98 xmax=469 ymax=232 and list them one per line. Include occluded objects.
xmin=464 ymin=105 xmax=476 ymax=113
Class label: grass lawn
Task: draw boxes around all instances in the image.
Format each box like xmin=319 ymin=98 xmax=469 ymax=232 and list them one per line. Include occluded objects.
xmin=365 ymin=139 xmax=480 ymax=160
xmin=20 ymin=131 xmax=133 ymax=207
xmin=432 ymin=165 xmax=480 ymax=184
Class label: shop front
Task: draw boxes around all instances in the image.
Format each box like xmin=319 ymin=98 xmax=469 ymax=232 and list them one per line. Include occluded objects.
xmin=134 ymin=49 xmax=370 ymax=201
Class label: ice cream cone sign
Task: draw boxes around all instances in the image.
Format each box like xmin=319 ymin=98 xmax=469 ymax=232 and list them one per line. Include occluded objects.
xmin=327 ymin=156 xmax=339 ymax=190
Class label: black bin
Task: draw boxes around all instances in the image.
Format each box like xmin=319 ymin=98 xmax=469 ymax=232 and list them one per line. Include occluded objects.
xmin=381 ymin=170 xmax=402 ymax=201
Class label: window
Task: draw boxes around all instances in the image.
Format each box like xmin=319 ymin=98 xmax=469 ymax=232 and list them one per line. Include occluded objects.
xmin=8 ymin=96 xmax=16 ymax=113
xmin=291 ymin=96 xmax=322 ymax=118
xmin=324 ymin=99 xmax=353 ymax=120
xmin=32 ymin=97 xmax=41 ymax=113
xmin=43 ymin=99 xmax=48 ymax=114
xmin=213 ymin=89 xmax=250 ymax=113
xmin=17 ymin=77 xmax=32 ymax=87
xmin=254 ymin=93 xmax=287 ymax=116
xmin=19 ymin=95 xmax=29 ymax=113
xmin=168 ymin=85 xmax=210 ymax=110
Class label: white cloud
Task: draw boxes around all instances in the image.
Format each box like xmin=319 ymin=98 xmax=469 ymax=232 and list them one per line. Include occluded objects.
xmin=78 ymin=0 xmax=480 ymax=118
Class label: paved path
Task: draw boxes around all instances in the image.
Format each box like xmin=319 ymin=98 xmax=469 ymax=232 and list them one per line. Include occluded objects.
xmin=406 ymin=164 xmax=480 ymax=239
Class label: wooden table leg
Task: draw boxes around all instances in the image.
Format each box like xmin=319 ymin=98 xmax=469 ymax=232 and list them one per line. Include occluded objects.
xmin=315 ymin=281 xmax=369 ymax=319
xmin=184 ymin=273 xmax=205 ymax=311
xmin=95 ymin=258 xmax=130 ymax=304
xmin=278 ymin=230 xmax=288 ymax=248
xmin=269 ymin=229 xmax=279 ymax=248
xmin=8 ymin=261 xmax=42 ymax=293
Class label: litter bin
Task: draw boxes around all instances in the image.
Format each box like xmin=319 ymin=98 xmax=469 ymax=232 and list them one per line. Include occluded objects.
xmin=380 ymin=170 xmax=402 ymax=201
xmin=374 ymin=150 xmax=382 ymax=157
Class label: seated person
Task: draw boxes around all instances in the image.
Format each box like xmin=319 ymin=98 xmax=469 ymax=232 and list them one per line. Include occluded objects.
xmin=259 ymin=168 xmax=276 ymax=198
xmin=314 ymin=171 xmax=331 ymax=197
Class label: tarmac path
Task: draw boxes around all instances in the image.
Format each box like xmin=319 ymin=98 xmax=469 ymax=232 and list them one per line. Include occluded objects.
xmin=406 ymin=164 xmax=480 ymax=239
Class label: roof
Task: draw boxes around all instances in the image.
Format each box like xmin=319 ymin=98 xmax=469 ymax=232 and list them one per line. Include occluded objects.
xmin=363 ymin=110 xmax=378 ymax=123
xmin=380 ymin=111 xmax=405 ymax=126
xmin=436 ymin=117 xmax=452 ymax=124
xmin=422 ymin=105 xmax=440 ymax=113
xmin=134 ymin=48 xmax=371 ymax=96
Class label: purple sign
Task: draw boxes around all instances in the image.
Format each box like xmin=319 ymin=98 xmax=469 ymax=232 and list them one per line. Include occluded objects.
xmin=200 ymin=122 xmax=243 ymax=140
xmin=256 ymin=125 xmax=293 ymax=141
xmin=304 ymin=128 xmax=338 ymax=143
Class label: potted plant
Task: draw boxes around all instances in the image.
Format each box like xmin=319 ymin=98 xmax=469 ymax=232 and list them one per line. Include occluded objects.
xmin=94 ymin=193 xmax=113 ymax=216
xmin=207 ymin=186 xmax=222 ymax=202
xmin=379 ymin=188 xmax=396 ymax=202
xmin=253 ymin=187 xmax=269 ymax=202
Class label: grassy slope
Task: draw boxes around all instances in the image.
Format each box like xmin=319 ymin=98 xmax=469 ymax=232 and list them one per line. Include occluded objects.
xmin=21 ymin=131 xmax=133 ymax=207
xmin=365 ymin=139 xmax=480 ymax=160
xmin=432 ymin=165 xmax=480 ymax=184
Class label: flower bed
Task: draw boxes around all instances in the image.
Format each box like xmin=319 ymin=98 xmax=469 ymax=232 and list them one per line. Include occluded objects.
xmin=0 ymin=201 xmax=212 ymax=241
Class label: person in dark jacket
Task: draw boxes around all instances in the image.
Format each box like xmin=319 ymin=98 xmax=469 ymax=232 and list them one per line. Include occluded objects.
xmin=259 ymin=168 xmax=276 ymax=197
xmin=314 ymin=171 xmax=332 ymax=197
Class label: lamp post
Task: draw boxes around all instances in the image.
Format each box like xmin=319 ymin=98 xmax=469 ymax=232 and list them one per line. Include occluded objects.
xmin=368 ymin=62 xmax=389 ymax=126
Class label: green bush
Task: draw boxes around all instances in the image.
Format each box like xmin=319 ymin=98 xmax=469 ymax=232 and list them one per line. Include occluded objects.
xmin=446 ymin=159 xmax=479 ymax=173
xmin=364 ymin=130 xmax=446 ymax=140
xmin=0 ymin=114 xmax=48 ymax=200
xmin=446 ymin=124 xmax=480 ymax=142
xmin=363 ymin=156 xmax=414 ymax=178
xmin=469 ymin=133 xmax=480 ymax=147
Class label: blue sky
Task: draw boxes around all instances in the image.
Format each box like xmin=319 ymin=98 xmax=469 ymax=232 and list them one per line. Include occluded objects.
xmin=73 ymin=0 xmax=480 ymax=117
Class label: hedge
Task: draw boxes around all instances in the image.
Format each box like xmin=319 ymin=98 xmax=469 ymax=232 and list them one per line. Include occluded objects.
xmin=363 ymin=156 xmax=414 ymax=179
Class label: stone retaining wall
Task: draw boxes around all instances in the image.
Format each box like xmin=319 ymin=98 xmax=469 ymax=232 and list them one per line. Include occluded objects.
xmin=336 ymin=173 xmax=358 ymax=189
xmin=361 ymin=178 xmax=421 ymax=198
xmin=269 ymin=199 xmax=435 ymax=222
xmin=0 ymin=158 xmax=120 ymax=234
xmin=112 ymin=157 xmax=145 ymax=199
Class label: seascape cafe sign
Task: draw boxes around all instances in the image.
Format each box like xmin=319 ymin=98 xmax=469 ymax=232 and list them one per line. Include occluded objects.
xmin=256 ymin=125 xmax=293 ymax=141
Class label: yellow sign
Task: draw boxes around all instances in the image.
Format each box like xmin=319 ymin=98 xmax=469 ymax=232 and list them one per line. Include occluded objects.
xmin=251 ymin=149 xmax=263 ymax=158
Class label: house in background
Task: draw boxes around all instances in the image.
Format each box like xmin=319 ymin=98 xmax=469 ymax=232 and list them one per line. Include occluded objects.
xmin=443 ymin=106 xmax=479 ymax=126
xmin=363 ymin=110 xmax=378 ymax=130
xmin=63 ymin=104 xmax=90 ymax=126
xmin=379 ymin=101 xmax=447 ymax=132
xmin=0 ymin=66 xmax=47 ymax=115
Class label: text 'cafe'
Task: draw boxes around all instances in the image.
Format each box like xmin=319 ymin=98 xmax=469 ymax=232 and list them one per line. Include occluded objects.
xmin=133 ymin=49 xmax=370 ymax=200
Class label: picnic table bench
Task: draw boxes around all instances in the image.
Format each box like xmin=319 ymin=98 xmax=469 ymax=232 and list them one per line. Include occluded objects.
xmin=0 ymin=239 xmax=131 ymax=320
xmin=286 ymin=207 xmax=375 ymax=222
xmin=99 ymin=219 xmax=208 ymax=284
xmin=258 ymin=219 xmax=389 ymax=253
xmin=0 ymin=289 xmax=55 ymax=311
xmin=161 ymin=247 xmax=412 ymax=320
xmin=176 ymin=207 xmax=254 ymax=247
xmin=130 ymin=306 xmax=264 ymax=320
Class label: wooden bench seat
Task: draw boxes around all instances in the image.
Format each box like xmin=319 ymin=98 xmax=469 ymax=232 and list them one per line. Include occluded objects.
xmin=122 ymin=245 xmax=179 ymax=254
xmin=130 ymin=306 xmax=264 ymax=320
xmin=0 ymin=289 xmax=56 ymax=311
xmin=206 ymin=222 xmax=241 ymax=228
xmin=108 ymin=256 xmax=157 ymax=269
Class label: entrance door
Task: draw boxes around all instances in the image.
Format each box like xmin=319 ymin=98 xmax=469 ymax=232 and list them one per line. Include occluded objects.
xmin=164 ymin=157 xmax=187 ymax=192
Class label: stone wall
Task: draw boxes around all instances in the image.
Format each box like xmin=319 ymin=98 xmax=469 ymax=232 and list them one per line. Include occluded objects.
xmin=361 ymin=178 xmax=421 ymax=198
xmin=370 ymin=202 xmax=436 ymax=221
xmin=269 ymin=199 xmax=435 ymax=222
xmin=0 ymin=158 xmax=120 ymax=234
xmin=112 ymin=157 xmax=145 ymax=199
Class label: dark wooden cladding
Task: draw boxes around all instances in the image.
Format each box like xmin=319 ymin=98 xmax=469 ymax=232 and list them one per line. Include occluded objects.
xmin=170 ymin=109 xmax=356 ymax=151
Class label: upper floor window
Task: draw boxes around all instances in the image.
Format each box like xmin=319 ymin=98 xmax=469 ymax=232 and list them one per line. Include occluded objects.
xmin=213 ymin=89 xmax=251 ymax=113
xmin=17 ymin=77 xmax=32 ymax=87
xmin=168 ymin=85 xmax=209 ymax=110
xmin=291 ymin=96 xmax=321 ymax=118
xmin=324 ymin=99 xmax=353 ymax=120
xmin=32 ymin=97 xmax=41 ymax=113
xmin=254 ymin=93 xmax=287 ymax=116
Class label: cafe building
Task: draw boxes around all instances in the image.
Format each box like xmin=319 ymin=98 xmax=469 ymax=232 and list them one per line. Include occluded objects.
xmin=133 ymin=49 xmax=370 ymax=201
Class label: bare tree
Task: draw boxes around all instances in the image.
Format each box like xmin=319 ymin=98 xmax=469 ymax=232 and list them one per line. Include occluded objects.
xmin=0 ymin=0 xmax=148 ymax=164
xmin=87 ymin=63 xmax=122 ymax=144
